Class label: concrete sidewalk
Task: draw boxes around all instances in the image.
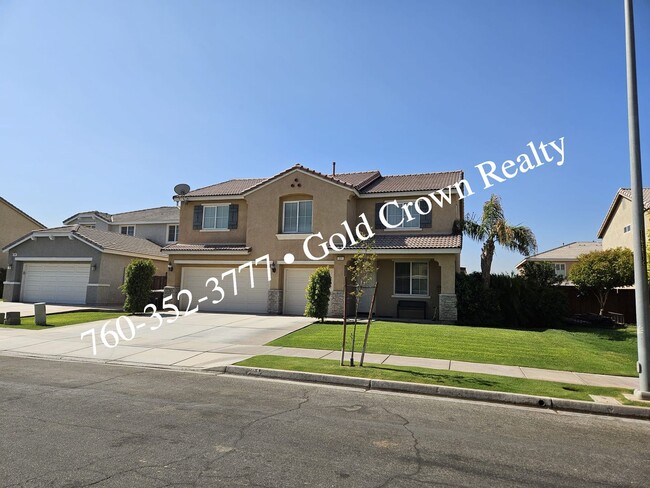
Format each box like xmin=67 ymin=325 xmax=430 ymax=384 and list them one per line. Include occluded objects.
xmin=0 ymin=320 xmax=639 ymax=389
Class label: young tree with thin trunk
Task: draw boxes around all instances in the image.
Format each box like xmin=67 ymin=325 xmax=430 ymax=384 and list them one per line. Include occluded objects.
xmin=345 ymin=244 xmax=377 ymax=367
xmin=455 ymin=194 xmax=537 ymax=288
xmin=569 ymin=248 xmax=634 ymax=315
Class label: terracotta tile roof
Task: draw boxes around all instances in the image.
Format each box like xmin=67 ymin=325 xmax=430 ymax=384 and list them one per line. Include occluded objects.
xmin=186 ymin=178 xmax=268 ymax=197
xmin=328 ymin=170 xmax=381 ymax=188
xmin=359 ymin=171 xmax=464 ymax=194
xmin=349 ymin=233 xmax=462 ymax=250
xmin=163 ymin=243 xmax=251 ymax=252
xmin=182 ymin=165 xmax=462 ymax=198
xmin=111 ymin=206 xmax=179 ymax=223
xmin=73 ymin=226 xmax=165 ymax=257
xmin=3 ymin=225 xmax=165 ymax=258
xmin=618 ymin=188 xmax=650 ymax=210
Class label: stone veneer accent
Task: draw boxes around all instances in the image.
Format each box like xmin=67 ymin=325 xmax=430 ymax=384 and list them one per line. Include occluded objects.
xmin=163 ymin=286 xmax=180 ymax=306
xmin=329 ymin=290 xmax=345 ymax=317
xmin=438 ymin=293 xmax=457 ymax=323
xmin=267 ymin=289 xmax=283 ymax=314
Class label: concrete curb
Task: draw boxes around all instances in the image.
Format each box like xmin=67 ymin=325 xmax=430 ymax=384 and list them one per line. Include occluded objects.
xmin=223 ymin=365 xmax=650 ymax=421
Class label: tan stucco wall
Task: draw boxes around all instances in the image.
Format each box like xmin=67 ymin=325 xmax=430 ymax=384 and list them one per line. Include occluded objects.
xmin=96 ymin=253 xmax=167 ymax=305
xmin=0 ymin=200 xmax=44 ymax=269
xmin=601 ymin=198 xmax=650 ymax=250
xmin=374 ymin=257 xmax=443 ymax=318
xmin=179 ymin=199 xmax=248 ymax=245
xmin=355 ymin=193 xmax=461 ymax=235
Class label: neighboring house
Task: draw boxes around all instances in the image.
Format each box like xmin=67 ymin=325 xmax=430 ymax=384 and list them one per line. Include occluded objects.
xmin=0 ymin=197 xmax=45 ymax=269
xmin=597 ymin=188 xmax=650 ymax=250
xmin=2 ymin=225 xmax=167 ymax=305
xmin=63 ymin=206 xmax=180 ymax=247
xmin=164 ymin=164 xmax=464 ymax=321
xmin=515 ymin=241 xmax=602 ymax=280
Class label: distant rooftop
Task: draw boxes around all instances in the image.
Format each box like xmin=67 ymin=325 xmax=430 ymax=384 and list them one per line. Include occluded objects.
xmin=516 ymin=241 xmax=602 ymax=269
xmin=63 ymin=206 xmax=179 ymax=225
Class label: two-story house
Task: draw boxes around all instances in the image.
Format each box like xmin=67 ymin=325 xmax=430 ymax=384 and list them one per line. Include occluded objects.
xmin=163 ymin=164 xmax=464 ymax=322
xmin=63 ymin=206 xmax=180 ymax=247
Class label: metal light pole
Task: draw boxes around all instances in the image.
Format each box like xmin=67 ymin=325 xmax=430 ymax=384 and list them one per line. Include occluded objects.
xmin=624 ymin=0 xmax=650 ymax=398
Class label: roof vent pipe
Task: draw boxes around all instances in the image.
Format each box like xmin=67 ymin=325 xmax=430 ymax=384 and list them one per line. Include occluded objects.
xmin=332 ymin=161 xmax=336 ymax=176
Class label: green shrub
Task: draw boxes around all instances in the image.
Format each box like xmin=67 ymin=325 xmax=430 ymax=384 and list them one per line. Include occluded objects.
xmin=456 ymin=269 xmax=567 ymax=328
xmin=305 ymin=267 xmax=332 ymax=322
xmin=120 ymin=259 xmax=156 ymax=313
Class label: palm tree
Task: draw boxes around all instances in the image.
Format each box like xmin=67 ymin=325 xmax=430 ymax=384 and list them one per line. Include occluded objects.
xmin=455 ymin=194 xmax=537 ymax=288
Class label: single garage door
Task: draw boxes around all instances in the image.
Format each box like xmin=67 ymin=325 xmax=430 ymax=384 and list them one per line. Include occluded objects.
xmin=284 ymin=268 xmax=331 ymax=315
xmin=21 ymin=262 xmax=90 ymax=304
xmin=181 ymin=266 xmax=270 ymax=313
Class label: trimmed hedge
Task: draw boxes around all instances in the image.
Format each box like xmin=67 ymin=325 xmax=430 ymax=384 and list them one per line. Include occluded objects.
xmin=456 ymin=271 xmax=567 ymax=328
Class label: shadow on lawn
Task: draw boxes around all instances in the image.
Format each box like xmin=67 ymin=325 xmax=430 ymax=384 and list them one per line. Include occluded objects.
xmin=364 ymin=365 xmax=499 ymax=388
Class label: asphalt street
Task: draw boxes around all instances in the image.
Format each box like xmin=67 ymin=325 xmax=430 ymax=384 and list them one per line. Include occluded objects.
xmin=0 ymin=356 xmax=648 ymax=487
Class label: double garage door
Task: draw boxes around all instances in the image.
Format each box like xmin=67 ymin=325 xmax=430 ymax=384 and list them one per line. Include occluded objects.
xmin=21 ymin=262 xmax=90 ymax=304
xmin=181 ymin=267 xmax=270 ymax=313
xmin=181 ymin=266 xmax=327 ymax=315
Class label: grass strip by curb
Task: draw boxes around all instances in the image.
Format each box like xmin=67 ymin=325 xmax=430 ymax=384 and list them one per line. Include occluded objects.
xmin=237 ymin=355 xmax=638 ymax=404
xmin=229 ymin=357 xmax=650 ymax=420
xmin=0 ymin=311 xmax=125 ymax=330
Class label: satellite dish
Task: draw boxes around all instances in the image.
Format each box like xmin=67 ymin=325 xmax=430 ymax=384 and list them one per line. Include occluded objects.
xmin=174 ymin=183 xmax=190 ymax=196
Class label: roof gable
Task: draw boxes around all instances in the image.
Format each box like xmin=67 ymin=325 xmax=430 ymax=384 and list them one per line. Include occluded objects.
xmin=597 ymin=188 xmax=650 ymax=238
xmin=179 ymin=164 xmax=463 ymax=200
xmin=3 ymin=225 xmax=165 ymax=259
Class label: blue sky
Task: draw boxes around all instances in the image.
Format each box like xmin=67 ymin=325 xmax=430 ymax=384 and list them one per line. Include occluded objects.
xmin=1 ymin=0 xmax=648 ymax=273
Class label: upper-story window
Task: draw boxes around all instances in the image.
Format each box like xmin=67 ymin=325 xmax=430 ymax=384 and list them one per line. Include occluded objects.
xmin=192 ymin=204 xmax=238 ymax=231
xmin=624 ymin=224 xmax=631 ymax=233
xmin=283 ymin=200 xmax=312 ymax=233
xmin=554 ymin=263 xmax=566 ymax=278
xmin=203 ymin=205 xmax=230 ymax=230
xmin=167 ymin=224 xmax=179 ymax=243
xmin=385 ymin=202 xmax=420 ymax=229
xmin=120 ymin=225 xmax=135 ymax=236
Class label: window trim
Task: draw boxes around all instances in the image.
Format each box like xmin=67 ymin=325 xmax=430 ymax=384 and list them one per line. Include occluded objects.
xmin=282 ymin=200 xmax=313 ymax=234
xmin=120 ymin=225 xmax=136 ymax=237
xmin=167 ymin=224 xmax=179 ymax=243
xmin=202 ymin=204 xmax=230 ymax=230
xmin=393 ymin=261 xmax=429 ymax=296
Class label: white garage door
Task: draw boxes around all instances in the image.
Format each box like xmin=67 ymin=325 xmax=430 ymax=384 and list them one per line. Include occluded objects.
xmin=284 ymin=268 xmax=331 ymax=316
xmin=181 ymin=267 xmax=270 ymax=313
xmin=21 ymin=262 xmax=90 ymax=304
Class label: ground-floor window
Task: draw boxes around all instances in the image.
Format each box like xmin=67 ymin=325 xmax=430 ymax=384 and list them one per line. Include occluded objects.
xmin=394 ymin=261 xmax=428 ymax=295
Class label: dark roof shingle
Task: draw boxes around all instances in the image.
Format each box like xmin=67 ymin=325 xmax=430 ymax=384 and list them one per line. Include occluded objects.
xmin=350 ymin=233 xmax=462 ymax=250
xmin=162 ymin=243 xmax=251 ymax=252
xmin=182 ymin=165 xmax=462 ymax=197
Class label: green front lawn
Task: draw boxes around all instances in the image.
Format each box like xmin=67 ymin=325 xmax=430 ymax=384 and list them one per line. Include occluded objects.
xmin=238 ymin=355 xmax=636 ymax=404
xmin=0 ymin=311 xmax=125 ymax=330
xmin=268 ymin=321 xmax=638 ymax=377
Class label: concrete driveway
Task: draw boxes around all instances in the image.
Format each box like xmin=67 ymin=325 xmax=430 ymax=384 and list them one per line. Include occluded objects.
xmin=0 ymin=312 xmax=314 ymax=369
